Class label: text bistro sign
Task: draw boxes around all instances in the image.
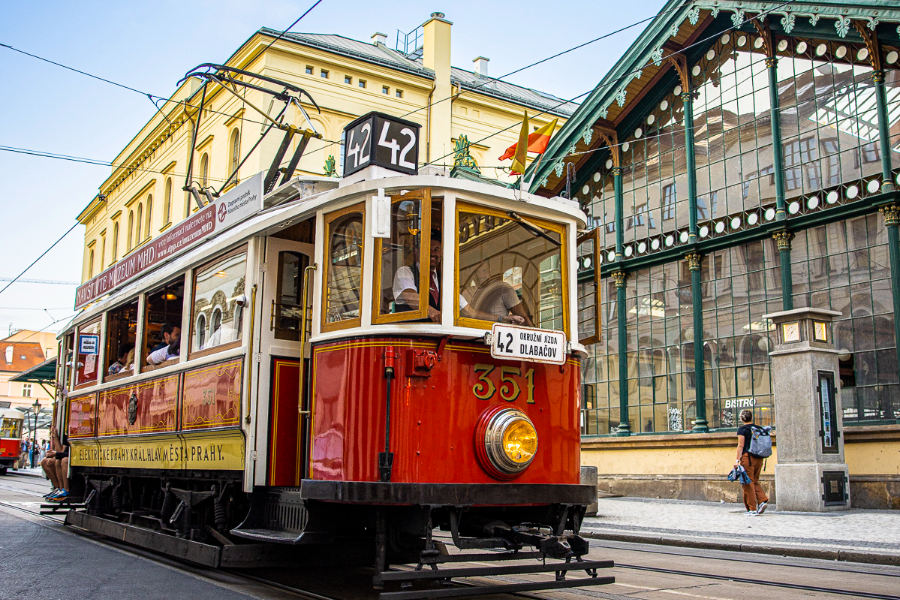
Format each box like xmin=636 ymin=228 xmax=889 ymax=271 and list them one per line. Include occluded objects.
xmin=75 ymin=173 xmax=263 ymax=309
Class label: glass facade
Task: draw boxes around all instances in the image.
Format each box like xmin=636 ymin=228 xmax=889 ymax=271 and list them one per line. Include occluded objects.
xmin=577 ymin=26 xmax=900 ymax=436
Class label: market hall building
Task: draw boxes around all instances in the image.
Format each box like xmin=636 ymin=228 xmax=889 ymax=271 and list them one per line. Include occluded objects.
xmin=527 ymin=0 xmax=900 ymax=508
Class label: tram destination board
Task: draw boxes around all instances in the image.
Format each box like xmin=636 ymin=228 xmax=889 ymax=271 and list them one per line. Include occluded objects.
xmin=342 ymin=111 xmax=420 ymax=177
xmin=491 ymin=323 xmax=567 ymax=365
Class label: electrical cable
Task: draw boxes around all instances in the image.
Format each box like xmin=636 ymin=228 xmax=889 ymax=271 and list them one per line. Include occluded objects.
xmin=0 ymin=222 xmax=79 ymax=298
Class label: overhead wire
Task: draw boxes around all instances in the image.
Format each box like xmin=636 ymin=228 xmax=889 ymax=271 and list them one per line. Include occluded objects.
xmin=0 ymin=222 xmax=79 ymax=298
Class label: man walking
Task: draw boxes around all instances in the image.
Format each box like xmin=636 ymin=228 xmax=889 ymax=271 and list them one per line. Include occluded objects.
xmin=735 ymin=409 xmax=769 ymax=515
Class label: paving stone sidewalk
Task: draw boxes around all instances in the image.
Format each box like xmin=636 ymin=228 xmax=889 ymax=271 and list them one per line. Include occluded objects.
xmin=583 ymin=497 xmax=900 ymax=556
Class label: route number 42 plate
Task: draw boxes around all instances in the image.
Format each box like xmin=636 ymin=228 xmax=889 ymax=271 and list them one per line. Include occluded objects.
xmin=490 ymin=323 xmax=567 ymax=365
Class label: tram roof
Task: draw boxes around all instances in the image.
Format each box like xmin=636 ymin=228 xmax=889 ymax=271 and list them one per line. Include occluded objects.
xmin=66 ymin=173 xmax=586 ymax=331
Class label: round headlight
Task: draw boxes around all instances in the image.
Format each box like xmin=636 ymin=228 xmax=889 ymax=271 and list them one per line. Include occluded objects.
xmin=476 ymin=407 xmax=538 ymax=479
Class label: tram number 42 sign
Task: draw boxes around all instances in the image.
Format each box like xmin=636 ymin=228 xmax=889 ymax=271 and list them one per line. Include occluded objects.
xmin=342 ymin=112 xmax=421 ymax=177
xmin=490 ymin=323 xmax=567 ymax=366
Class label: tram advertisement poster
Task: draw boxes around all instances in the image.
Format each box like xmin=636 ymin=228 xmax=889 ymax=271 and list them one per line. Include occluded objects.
xmin=74 ymin=173 xmax=264 ymax=309
xmin=490 ymin=323 xmax=567 ymax=365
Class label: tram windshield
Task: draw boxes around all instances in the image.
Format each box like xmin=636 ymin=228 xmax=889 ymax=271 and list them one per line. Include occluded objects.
xmin=456 ymin=205 xmax=566 ymax=332
xmin=0 ymin=417 xmax=21 ymax=439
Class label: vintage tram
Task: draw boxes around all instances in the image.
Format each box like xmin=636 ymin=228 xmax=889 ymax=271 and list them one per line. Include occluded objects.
xmin=56 ymin=116 xmax=609 ymax=596
xmin=0 ymin=408 xmax=24 ymax=474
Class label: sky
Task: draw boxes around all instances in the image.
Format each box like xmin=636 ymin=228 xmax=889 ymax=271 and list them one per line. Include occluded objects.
xmin=0 ymin=0 xmax=669 ymax=336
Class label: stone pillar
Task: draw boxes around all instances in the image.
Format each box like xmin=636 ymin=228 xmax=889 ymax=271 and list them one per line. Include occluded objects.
xmin=764 ymin=307 xmax=850 ymax=512
xmin=612 ymin=270 xmax=631 ymax=436
xmin=685 ymin=252 xmax=708 ymax=432
xmin=773 ymin=230 xmax=794 ymax=311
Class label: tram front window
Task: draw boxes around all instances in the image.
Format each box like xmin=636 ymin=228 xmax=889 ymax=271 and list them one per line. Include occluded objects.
xmin=0 ymin=418 xmax=21 ymax=439
xmin=456 ymin=206 xmax=566 ymax=332
xmin=322 ymin=205 xmax=364 ymax=331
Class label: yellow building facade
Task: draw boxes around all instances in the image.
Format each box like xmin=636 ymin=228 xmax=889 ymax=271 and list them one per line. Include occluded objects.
xmin=76 ymin=13 xmax=575 ymax=282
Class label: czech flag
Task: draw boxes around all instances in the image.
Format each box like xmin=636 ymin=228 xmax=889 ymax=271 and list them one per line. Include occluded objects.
xmin=499 ymin=116 xmax=559 ymax=174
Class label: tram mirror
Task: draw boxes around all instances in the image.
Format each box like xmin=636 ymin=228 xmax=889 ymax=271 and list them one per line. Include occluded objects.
xmin=105 ymin=299 xmax=139 ymax=378
xmin=372 ymin=189 xmax=433 ymax=324
xmin=190 ymin=250 xmax=248 ymax=356
xmin=455 ymin=203 xmax=567 ymax=334
xmin=576 ymin=228 xmax=602 ymax=346
xmin=372 ymin=188 xmax=391 ymax=238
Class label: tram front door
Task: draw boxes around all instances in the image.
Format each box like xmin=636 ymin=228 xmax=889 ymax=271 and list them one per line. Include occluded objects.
xmin=259 ymin=233 xmax=315 ymax=487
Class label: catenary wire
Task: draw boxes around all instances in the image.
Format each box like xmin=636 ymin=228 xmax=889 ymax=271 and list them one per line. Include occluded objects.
xmin=0 ymin=222 xmax=79 ymax=299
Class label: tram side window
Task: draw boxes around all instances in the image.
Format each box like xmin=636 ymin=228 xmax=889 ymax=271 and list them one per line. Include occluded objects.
xmin=105 ymin=299 xmax=139 ymax=378
xmin=456 ymin=206 xmax=567 ymax=333
xmin=191 ymin=250 xmax=247 ymax=356
xmin=144 ymin=278 xmax=184 ymax=366
xmin=0 ymin=418 xmax=21 ymax=439
xmin=374 ymin=189 xmax=433 ymax=323
xmin=75 ymin=319 xmax=101 ymax=387
xmin=322 ymin=205 xmax=364 ymax=331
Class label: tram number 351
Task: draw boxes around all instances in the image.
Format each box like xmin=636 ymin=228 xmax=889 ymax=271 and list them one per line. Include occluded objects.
xmin=472 ymin=364 xmax=535 ymax=403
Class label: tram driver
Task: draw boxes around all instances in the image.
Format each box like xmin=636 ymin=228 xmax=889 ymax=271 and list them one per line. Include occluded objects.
xmin=392 ymin=231 xmax=526 ymax=325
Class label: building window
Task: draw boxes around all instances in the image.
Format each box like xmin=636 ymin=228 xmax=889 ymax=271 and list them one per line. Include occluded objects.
xmin=136 ymin=203 xmax=143 ymax=243
xmin=396 ymin=89 xmax=403 ymax=98
xmin=359 ymin=80 xmax=366 ymax=89
xmin=199 ymin=152 xmax=209 ymax=188
xmin=145 ymin=195 xmax=152 ymax=240
xmin=88 ymin=249 xmax=94 ymax=278
xmin=164 ymin=177 xmax=172 ymax=224
xmin=22 ymin=383 xmax=31 ymax=398
xmin=662 ymin=184 xmax=675 ymax=220
xmin=127 ymin=211 xmax=134 ymax=251
xmin=228 ymin=129 xmax=241 ymax=180
xmin=100 ymin=235 xmax=106 ymax=271
xmin=382 ymin=85 xmax=390 ymax=95
xmin=862 ymin=142 xmax=880 ymax=164
xmin=822 ymin=139 xmax=840 ymax=186
xmin=344 ymin=75 xmax=352 ymax=84
xmin=784 ymin=138 xmax=818 ymax=191
xmin=697 ymin=195 xmax=709 ymax=220
xmin=305 ymin=65 xmax=313 ymax=75
xmin=320 ymin=69 xmax=329 ymax=79
xmin=112 ymin=222 xmax=119 ymax=261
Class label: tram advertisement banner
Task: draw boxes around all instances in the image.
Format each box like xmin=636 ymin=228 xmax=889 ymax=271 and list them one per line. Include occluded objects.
xmin=74 ymin=173 xmax=264 ymax=309
xmin=69 ymin=429 xmax=245 ymax=470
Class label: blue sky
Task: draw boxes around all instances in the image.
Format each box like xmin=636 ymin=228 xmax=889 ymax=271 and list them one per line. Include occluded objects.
xmin=0 ymin=0 xmax=667 ymax=335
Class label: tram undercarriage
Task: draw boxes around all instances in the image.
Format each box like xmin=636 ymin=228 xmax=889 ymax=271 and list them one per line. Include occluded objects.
xmin=62 ymin=468 xmax=612 ymax=598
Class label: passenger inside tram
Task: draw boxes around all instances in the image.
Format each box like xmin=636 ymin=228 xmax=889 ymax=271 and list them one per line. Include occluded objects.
xmin=144 ymin=278 xmax=184 ymax=366
xmin=104 ymin=299 xmax=138 ymax=379
xmin=191 ymin=251 xmax=247 ymax=354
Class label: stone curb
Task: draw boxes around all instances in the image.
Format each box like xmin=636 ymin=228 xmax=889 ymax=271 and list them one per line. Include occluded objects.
xmin=581 ymin=530 xmax=900 ymax=566
xmin=7 ymin=470 xmax=44 ymax=479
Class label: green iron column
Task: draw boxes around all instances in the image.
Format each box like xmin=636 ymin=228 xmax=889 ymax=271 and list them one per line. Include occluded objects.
xmin=766 ymin=56 xmax=787 ymax=219
xmin=613 ymin=167 xmax=624 ymax=260
xmin=881 ymin=207 xmax=900 ymax=385
xmin=683 ymin=92 xmax=699 ymax=242
xmin=874 ymin=70 xmax=896 ymax=194
xmin=612 ymin=270 xmax=631 ymax=436
xmin=686 ymin=252 xmax=708 ymax=432
xmin=773 ymin=231 xmax=794 ymax=310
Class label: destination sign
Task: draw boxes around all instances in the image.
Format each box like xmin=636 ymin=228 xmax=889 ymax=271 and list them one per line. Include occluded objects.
xmin=74 ymin=173 xmax=263 ymax=309
xmin=342 ymin=111 xmax=421 ymax=177
xmin=490 ymin=323 xmax=567 ymax=366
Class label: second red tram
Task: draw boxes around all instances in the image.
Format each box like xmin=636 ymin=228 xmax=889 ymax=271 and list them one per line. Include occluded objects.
xmin=56 ymin=163 xmax=608 ymax=594
xmin=0 ymin=409 xmax=24 ymax=474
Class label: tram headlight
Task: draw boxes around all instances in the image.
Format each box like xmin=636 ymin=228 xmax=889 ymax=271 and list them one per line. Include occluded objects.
xmin=476 ymin=407 xmax=538 ymax=479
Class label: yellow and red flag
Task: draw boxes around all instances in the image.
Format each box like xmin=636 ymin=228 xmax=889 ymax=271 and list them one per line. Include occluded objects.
xmin=499 ymin=116 xmax=559 ymax=175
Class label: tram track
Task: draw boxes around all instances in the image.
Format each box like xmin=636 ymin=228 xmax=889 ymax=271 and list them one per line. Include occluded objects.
xmin=2 ymin=476 xmax=899 ymax=600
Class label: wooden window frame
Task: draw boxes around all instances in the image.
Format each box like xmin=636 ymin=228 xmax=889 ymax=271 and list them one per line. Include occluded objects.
xmin=321 ymin=203 xmax=366 ymax=333
xmin=73 ymin=317 xmax=103 ymax=390
xmin=372 ymin=189 xmax=432 ymax=325
xmin=188 ymin=245 xmax=248 ymax=360
xmin=454 ymin=202 xmax=570 ymax=337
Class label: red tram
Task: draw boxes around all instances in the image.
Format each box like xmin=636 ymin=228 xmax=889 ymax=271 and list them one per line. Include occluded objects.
xmin=0 ymin=409 xmax=24 ymax=474
xmin=57 ymin=121 xmax=609 ymax=595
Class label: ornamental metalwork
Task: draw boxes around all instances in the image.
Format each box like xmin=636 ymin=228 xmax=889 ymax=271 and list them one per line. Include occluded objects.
xmin=651 ymin=47 xmax=664 ymax=67
xmin=781 ymin=12 xmax=796 ymax=34
xmin=685 ymin=252 xmax=702 ymax=271
xmin=688 ymin=5 xmax=700 ymax=25
xmin=128 ymin=391 xmax=138 ymax=426
xmin=582 ymin=128 xmax=593 ymax=145
xmin=323 ymin=155 xmax=338 ymax=177
xmin=731 ymin=9 xmax=745 ymax=28
xmin=809 ymin=14 xmax=820 ymax=27
xmin=452 ymin=135 xmax=480 ymax=173
xmin=835 ymin=15 xmax=851 ymax=38
xmin=772 ymin=230 xmax=794 ymax=251
xmin=615 ymin=89 xmax=627 ymax=107
xmin=611 ymin=270 xmax=627 ymax=288
xmin=881 ymin=205 xmax=900 ymax=227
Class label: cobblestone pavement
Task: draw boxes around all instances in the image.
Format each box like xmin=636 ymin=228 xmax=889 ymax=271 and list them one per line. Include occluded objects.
xmin=583 ymin=497 xmax=900 ymax=553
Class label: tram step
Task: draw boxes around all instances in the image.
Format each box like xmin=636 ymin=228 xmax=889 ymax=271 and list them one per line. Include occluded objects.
xmin=228 ymin=526 xmax=333 ymax=545
xmin=40 ymin=503 xmax=85 ymax=514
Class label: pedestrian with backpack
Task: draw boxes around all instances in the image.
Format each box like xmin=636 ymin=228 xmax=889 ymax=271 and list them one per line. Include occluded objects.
xmin=735 ymin=409 xmax=770 ymax=515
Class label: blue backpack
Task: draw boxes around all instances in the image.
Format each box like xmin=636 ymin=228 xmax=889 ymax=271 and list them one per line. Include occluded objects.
xmin=748 ymin=425 xmax=773 ymax=458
